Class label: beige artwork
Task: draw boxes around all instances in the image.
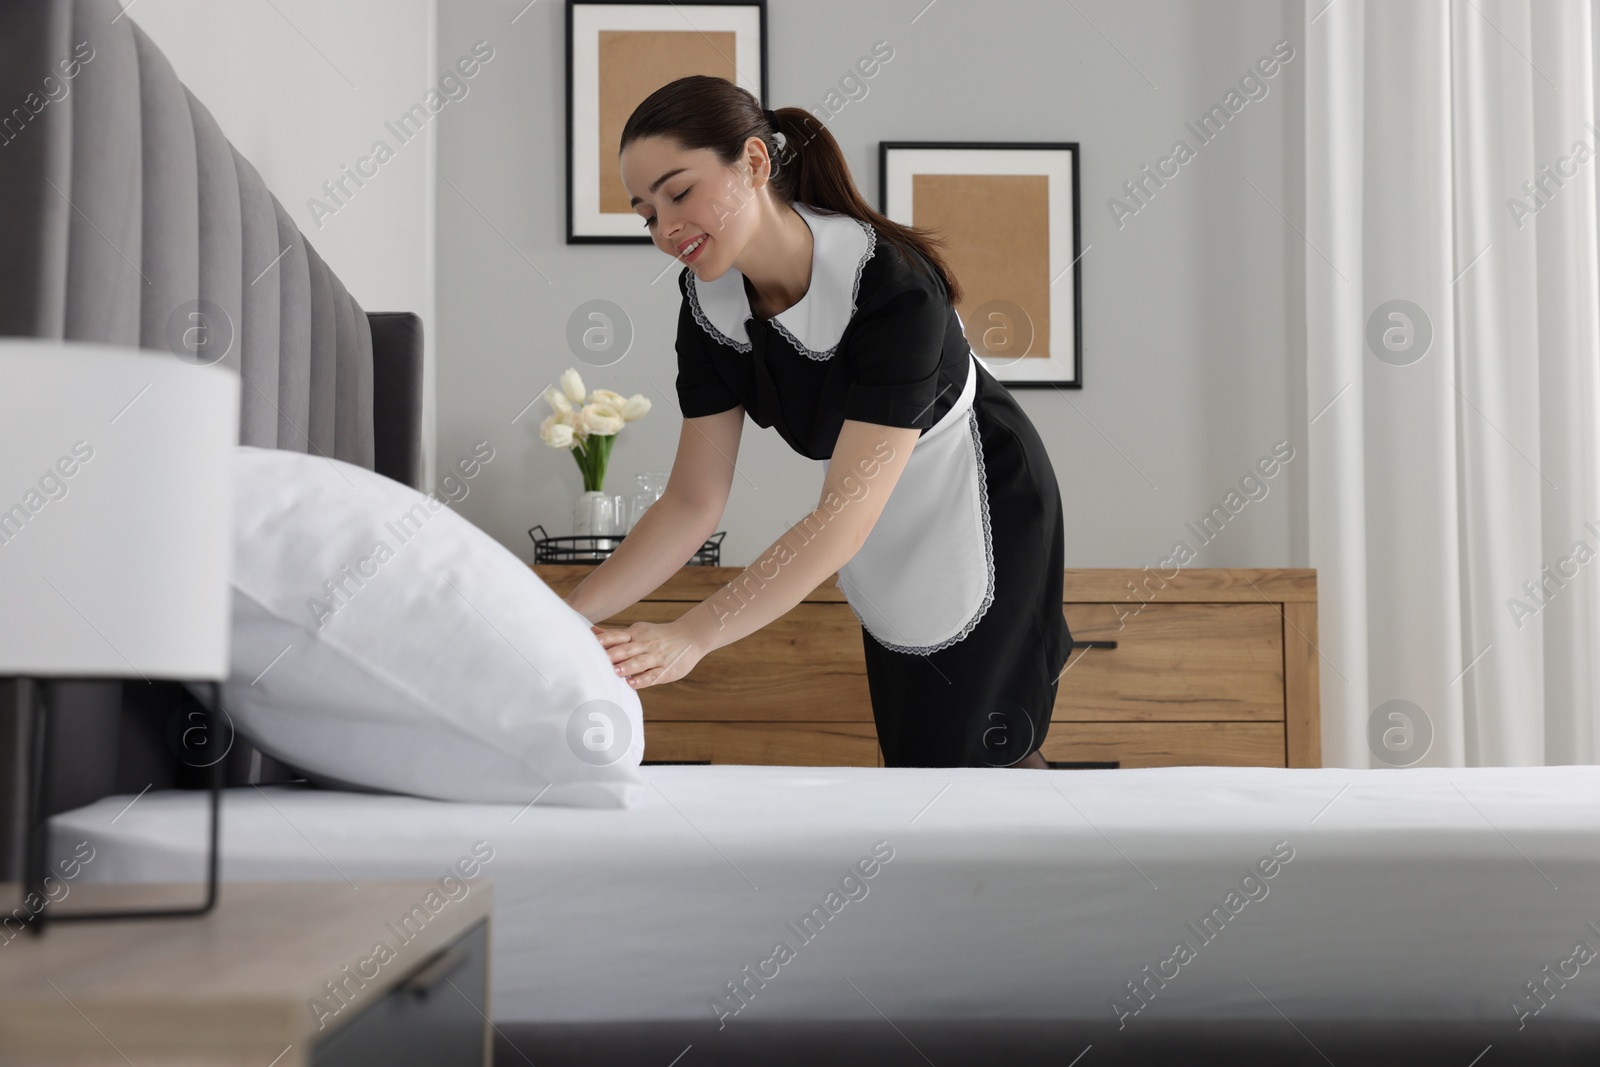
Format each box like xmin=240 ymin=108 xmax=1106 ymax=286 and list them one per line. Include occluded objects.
xmin=911 ymin=172 xmax=1052 ymax=361
xmin=598 ymin=30 xmax=738 ymax=215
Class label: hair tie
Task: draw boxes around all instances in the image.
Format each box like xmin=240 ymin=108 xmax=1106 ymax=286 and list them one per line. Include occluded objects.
xmin=761 ymin=107 xmax=787 ymax=176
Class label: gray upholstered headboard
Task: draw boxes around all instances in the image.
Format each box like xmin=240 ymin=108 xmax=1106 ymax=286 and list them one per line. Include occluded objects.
xmin=0 ymin=0 xmax=425 ymax=845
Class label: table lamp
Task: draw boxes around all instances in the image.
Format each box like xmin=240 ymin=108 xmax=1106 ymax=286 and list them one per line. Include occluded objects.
xmin=0 ymin=337 xmax=239 ymax=935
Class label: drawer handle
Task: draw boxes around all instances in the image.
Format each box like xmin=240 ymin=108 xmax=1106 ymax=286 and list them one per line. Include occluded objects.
xmin=400 ymin=945 xmax=469 ymax=999
xmin=1067 ymin=639 xmax=1117 ymax=650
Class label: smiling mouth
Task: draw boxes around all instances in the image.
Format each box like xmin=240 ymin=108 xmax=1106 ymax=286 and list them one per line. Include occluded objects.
xmin=679 ymin=235 xmax=708 ymax=260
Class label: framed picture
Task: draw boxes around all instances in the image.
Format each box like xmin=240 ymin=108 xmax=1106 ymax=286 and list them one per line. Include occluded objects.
xmin=879 ymin=141 xmax=1083 ymax=388
xmin=567 ymin=0 xmax=768 ymax=243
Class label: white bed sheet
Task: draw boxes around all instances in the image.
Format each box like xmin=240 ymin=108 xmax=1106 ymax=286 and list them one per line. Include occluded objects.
xmin=47 ymin=764 xmax=1600 ymax=1030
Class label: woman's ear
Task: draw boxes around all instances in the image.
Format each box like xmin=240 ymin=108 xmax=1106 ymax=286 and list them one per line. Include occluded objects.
xmin=742 ymin=136 xmax=772 ymax=188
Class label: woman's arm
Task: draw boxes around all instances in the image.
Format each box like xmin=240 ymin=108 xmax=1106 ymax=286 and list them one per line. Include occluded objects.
xmin=564 ymin=492 xmax=717 ymax=623
xmin=607 ymin=419 xmax=922 ymax=688
xmin=563 ymin=405 xmax=744 ymax=624
xmin=679 ymin=420 xmax=920 ymax=651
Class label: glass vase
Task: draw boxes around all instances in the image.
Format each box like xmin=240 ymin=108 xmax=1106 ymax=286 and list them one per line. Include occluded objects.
xmin=573 ymin=489 xmax=625 ymax=538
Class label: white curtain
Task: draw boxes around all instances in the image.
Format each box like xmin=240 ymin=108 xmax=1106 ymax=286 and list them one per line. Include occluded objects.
xmin=1305 ymin=0 xmax=1600 ymax=767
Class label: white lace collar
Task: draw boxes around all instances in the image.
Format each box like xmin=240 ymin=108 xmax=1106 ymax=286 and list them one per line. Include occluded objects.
xmin=685 ymin=202 xmax=878 ymax=360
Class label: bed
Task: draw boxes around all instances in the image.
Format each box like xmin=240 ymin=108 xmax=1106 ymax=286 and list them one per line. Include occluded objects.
xmin=45 ymin=763 xmax=1600 ymax=1063
xmin=6 ymin=1 xmax=1600 ymax=1064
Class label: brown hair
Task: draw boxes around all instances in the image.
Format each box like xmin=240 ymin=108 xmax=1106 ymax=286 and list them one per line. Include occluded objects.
xmin=620 ymin=75 xmax=963 ymax=305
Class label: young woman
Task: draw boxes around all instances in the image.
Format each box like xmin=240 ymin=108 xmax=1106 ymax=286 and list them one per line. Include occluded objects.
xmin=565 ymin=75 xmax=1072 ymax=769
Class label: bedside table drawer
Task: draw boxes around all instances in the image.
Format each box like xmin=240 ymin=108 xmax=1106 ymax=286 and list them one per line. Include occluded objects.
xmin=602 ymin=602 xmax=873 ymax=721
xmin=1055 ymin=603 xmax=1285 ymax=722
xmin=646 ymin=722 xmax=880 ymax=765
xmin=1042 ymin=722 xmax=1286 ymax=767
xmin=313 ymin=918 xmax=489 ymax=1067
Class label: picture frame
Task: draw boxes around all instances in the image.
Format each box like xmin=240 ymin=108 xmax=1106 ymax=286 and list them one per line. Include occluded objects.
xmin=566 ymin=0 xmax=768 ymax=243
xmin=879 ymin=141 xmax=1084 ymax=388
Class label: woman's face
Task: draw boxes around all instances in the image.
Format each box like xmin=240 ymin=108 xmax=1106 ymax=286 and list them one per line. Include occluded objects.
xmin=621 ymin=134 xmax=770 ymax=282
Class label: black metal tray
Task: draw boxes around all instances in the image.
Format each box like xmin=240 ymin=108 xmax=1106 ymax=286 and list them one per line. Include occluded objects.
xmin=528 ymin=524 xmax=724 ymax=565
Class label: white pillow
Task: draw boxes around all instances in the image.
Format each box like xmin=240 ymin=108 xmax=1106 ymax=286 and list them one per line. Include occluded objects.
xmin=219 ymin=445 xmax=645 ymax=808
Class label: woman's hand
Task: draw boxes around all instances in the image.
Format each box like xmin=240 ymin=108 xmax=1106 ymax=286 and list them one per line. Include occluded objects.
xmin=591 ymin=621 xmax=705 ymax=689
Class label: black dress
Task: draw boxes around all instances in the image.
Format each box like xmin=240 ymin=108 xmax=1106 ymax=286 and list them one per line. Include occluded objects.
xmin=674 ymin=202 xmax=1071 ymax=768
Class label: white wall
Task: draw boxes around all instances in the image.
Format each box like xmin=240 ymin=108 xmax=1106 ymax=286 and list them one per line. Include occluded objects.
xmin=130 ymin=0 xmax=440 ymax=489
xmin=434 ymin=0 xmax=1307 ymax=574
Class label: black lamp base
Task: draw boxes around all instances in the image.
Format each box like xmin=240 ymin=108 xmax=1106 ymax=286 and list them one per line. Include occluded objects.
xmin=18 ymin=677 xmax=223 ymax=935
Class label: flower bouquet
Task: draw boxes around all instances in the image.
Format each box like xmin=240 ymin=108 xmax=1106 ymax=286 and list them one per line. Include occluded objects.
xmin=538 ymin=367 xmax=651 ymax=492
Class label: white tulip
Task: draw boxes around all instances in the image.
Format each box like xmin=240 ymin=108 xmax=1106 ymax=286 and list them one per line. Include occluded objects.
xmin=560 ymin=368 xmax=587 ymax=405
xmin=621 ymin=394 xmax=652 ymax=421
xmin=580 ymin=403 xmax=625 ymax=436
xmin=539 ymin=414 xmax=575 ymax=449
xmin=543 ymin=386 xmax=572 ymax=415
xmin=589 ymin=388 xmax=628 ymax=409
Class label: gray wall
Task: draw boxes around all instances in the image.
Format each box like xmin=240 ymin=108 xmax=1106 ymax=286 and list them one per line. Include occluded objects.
xmin=436 ymin=0 xmax=1307 ymax=575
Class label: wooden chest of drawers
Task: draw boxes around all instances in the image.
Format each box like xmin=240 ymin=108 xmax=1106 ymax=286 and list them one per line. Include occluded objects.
xmin=533 ymin=566 xmax=1321 ymax=769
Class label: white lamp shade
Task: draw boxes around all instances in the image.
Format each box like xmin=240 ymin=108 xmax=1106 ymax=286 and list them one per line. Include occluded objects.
xmin=0 ymin=339 xmax=240 ymax=680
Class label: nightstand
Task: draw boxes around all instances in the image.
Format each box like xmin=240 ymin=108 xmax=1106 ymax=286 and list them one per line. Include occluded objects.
xmin=0 ymin=880 xmax=492 ymax=1067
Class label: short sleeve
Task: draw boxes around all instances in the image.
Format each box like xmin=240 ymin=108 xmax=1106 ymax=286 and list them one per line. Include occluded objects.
xmin=674 ymin=271 xmax=741 ymax=418
xmin=841 ymin=261 xmax=947 ymax=430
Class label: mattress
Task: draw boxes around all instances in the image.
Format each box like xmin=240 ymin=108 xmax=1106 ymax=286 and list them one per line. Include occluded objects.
xmin=47 ymin=763 xmax=1600 ymax=1032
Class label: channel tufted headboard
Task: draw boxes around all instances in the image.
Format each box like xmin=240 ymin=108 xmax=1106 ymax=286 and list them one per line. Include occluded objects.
xmin=0 ymin=0 xmax=426 ymax=846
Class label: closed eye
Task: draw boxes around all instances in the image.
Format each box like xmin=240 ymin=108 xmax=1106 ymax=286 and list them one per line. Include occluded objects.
xmin=642 ymin=187 xmax=692 ymax=228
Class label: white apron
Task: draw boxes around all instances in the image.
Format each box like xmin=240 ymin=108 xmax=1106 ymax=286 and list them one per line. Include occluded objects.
xmin=822 ymin=352 xmax=994 ymax=655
